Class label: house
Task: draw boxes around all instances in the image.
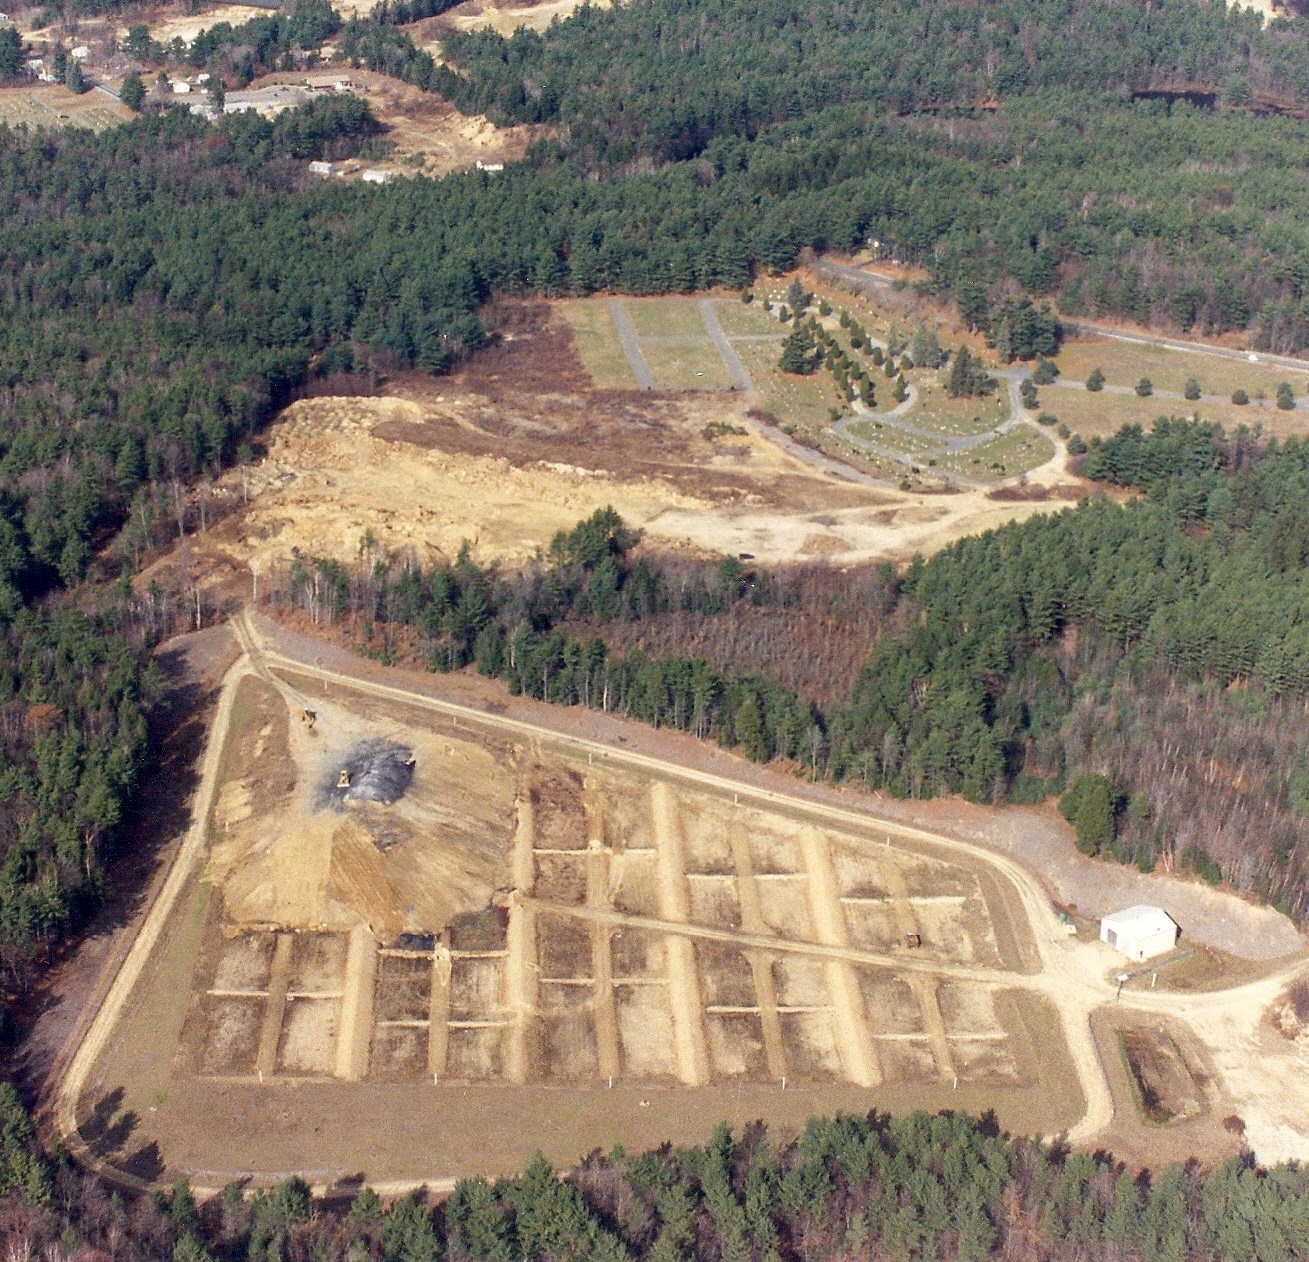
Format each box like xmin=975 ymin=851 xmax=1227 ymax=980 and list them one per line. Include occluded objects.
xmin=1099 ymin=905 xmax=1179 ymax=962
xmin=70 ymin=46 xmax=90 ymax=60
xmin=476 ymin=159 xmax=504 ymax=173
xmin=309 ymin=160 xmax=339 ymax=176
xmin=361 ymin=168 xmax=394 ymax=184
xmin=172 ymin=79 xmax=192 ymax=94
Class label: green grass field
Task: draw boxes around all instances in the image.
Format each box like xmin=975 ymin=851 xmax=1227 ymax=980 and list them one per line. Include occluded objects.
xmin=557 ymin=299 xmax=640 ymax=388
xmin=1045 ymin=384 xmax=1309 ymax=443
xmin=734 ymin=339 xmax=842 ymax=427
xmin=846 ymin=418 xmax=938 ymax=456
xmin=711 ymin=297 xmax=784 ymax=337
xmin=0 ymin=85 xmax=132 ymax=132
xmin=935 ymin=427 xmax=1057 ymax=482
xmin=625 ymin=296 xmax=710 ymax=338
xmin=641 ymin=338 xmax=736 ymax=390
xmin=898 ymin=380 xmax=1009 ymax=437
xmin=1055 ymin=335 xmax=1309 ymax=403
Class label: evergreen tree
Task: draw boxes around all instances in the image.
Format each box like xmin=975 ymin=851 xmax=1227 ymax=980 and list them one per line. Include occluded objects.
xmin=0 ymin=25 xmax=21 ymax=79
xmin=1059 ymin=773 xmax=1120 ymax=856
xmin=909 ymin=323 xmax=944 ymax=369
xmin=1184 ymin=377 xmax=1202 ymax=400
xmin=120 ymin=70 xmax=146 ymax=111
xmin=1277 ymin=381 xmax=1294 ymax=409
xmin=65 ymin=57 xmax=85 ymax=94
xmin=778 ymin=323 xmax=816 ymax=375
xmin=1087 ymin=367 xmax=1105 ymax=392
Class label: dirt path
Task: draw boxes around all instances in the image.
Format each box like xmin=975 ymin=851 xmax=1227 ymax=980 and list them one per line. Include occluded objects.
xmin=697 ymin=298 xmax=755 ymax=391
xmin=51 ymin=651 xmax=254 ymax=1191
xmin=52 ymin=609 xmax=1309 ymax=1187
xmin=607 ymin=299 xmax=656 ymax=388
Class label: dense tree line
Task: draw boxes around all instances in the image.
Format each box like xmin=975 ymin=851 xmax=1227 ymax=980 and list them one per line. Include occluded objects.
xmin=435 ymin=0 xmax=1309 ymax=164
xmin=3 ymin=1085 xmax=1309 ymax=1262
xmin=273 ymin=513 xmax=827 ymax=765
xmin=275 ymin=417 xmax=1309 ymax=920
xmin=0 ymin=605 xmax=153 ymax=997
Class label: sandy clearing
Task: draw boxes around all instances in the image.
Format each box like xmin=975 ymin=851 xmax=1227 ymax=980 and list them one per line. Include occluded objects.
xmin=438 ymin=0 xmax=610 ymax=37
xmin=252 ymin=68 xmax=542 ymax=176
xmin=136 ymin=4 xmax=274 ymax=45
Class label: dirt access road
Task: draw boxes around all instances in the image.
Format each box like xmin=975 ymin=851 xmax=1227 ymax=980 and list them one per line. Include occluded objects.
xmin=50 ymin=610 xmax=1309 ymax=1188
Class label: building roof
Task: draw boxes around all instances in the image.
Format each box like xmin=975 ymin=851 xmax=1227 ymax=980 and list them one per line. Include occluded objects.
xmin=1101 ymin=904 xmax=1177 ymax=934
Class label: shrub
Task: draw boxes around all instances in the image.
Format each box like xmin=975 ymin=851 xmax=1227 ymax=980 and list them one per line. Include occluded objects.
xmin=1232 ymin=388 xmax=1249 ymax=405
xmin=1037 ymin=412 xmax=1058 ymax=426
xmin=1086 ymin=367 xmax=1105 ymax=391
xmin=1184 ymin=377 xmax=1202 ymax=400
xmin=1135 ymin=377 xmax=1153 ymax=397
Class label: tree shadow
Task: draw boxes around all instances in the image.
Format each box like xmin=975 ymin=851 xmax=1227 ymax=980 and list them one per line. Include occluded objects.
xmin=121 ymin=1140 xmax=164 ymax=1184
xmin=80 ymin=1086 xmax=139 ymax=1154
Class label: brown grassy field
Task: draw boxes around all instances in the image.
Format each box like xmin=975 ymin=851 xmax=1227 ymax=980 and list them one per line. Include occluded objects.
xmin=73 ymin=652 xmax=1082 ymax=1188
xmin=0 ymin=84 xmax=132 ymax=131
xmin=1056 ymin=334 xmax=1309 ymax=402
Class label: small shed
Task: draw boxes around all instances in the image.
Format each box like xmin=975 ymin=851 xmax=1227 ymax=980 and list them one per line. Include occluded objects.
xmin=1100 ymin=905 xmax=1178 ymax=962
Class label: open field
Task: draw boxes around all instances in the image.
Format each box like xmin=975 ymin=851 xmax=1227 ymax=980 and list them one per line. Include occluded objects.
xmin=0 ymin=85 xmax=133 ymax=131
xmin=640 ymin=338 xmax=736 ymax=390
xmin=899 ymin=385 xmax=1009 ymax=438
xmin=935 ymin=429 xmax=1058 ymax=483
xmin=53 ymin=613 xmax=1309 ymax=1189
xmin=1056 ymin=333 xmax=1309 ymax=403
xmin=58 ymin=615 xmax=1097 ymax=1189
xmin=135 ymin=3 xmax=275 ymax=45
xmin=1044 ymin=384 xmax=1302 ymax=443
xmin=558 ymin=299 xmax=640 ymax=388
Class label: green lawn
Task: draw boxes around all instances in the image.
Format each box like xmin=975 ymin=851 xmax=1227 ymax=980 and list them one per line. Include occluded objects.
xmin=846 ymin=418 xmax=939 ymax=456
xmin=1055 ymin=335 xmax=1309 ymax=401
xmin=896 ymin=379 xmax=1009 ymax=437
xmin=557 ymin=298 xmax=639 ymax=388
xmin=1047 ymin=384 xmax=1308 ymax=443
xmin=625 ymin=296 xmax=710 ymax=337
xmin=712 ymin=297 xmax=785 ymax=337
xmin=641 ymin=338 xmax=736 ymax=390
xmin=935 ymin=427 xmax=1057 ymax=482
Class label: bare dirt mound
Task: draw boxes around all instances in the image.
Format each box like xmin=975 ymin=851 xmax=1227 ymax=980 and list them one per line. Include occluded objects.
xmin=177 ymin=299 xmax=1078 ymax=591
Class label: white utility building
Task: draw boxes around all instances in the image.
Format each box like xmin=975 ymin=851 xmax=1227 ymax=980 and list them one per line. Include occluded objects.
xmin=1099 ymin=905 xmax=1179 ymax=962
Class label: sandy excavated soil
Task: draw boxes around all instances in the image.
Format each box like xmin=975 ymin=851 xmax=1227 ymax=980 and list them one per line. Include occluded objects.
xmin=435 ymin=0 xmax=611 ymax=37
xmin=207 ymin=676 xmax=517 ymax=941
xmin=254 ymin=69 xmax=542 ymax=177
xmin=191 ymin=301 xmax=1079 ymax=589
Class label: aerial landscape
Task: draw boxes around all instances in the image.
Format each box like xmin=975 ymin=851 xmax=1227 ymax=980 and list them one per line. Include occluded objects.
xmin=7 ymin=0 xmax=1309 ymax=1256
